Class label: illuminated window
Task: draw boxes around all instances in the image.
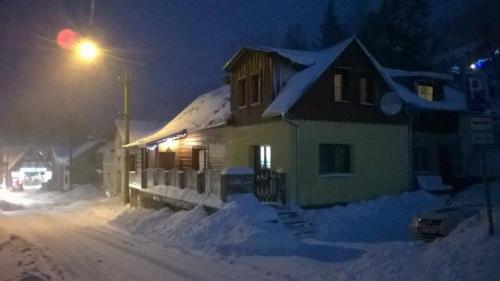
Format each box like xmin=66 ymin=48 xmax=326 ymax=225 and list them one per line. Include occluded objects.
xmin=238 ymin=77 xmax=247 ymax=107
xmin=417 ymin=84 xmax=434 ymax=101
xmin=255 ymin=145 xmax=271 ymax=170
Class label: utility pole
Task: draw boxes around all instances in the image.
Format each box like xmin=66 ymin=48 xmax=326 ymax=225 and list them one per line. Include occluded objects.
xmin=121 ymin=72 xmax=130 ymax=204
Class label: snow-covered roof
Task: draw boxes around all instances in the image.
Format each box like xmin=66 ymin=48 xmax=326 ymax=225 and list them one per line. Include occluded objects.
xmin=259 ymin=37 xmax=466 ymax=116
xmin=5 ymin=145 xmax=32 ymax=171
xmin=97 ymin=141 xmax=113 ymax=154
xmin=51 ymin=145 xmax=69 ymax=164
xmin=223 ymin=46 xmax=317 ymax=71
xmin=114 ymin=119 xmax=164 ymax=142
xmin=384 ymin=68 xmax=453 ymax=81
xmin=262 ymin=38 xmax=354 ymax=117
xmin=126 ymin=85 xmax=231 ymax=147
xmin=72 ymin=139 xmax=105 ymax=159
xmin=391 ymin=82 xmax=466 ymax=111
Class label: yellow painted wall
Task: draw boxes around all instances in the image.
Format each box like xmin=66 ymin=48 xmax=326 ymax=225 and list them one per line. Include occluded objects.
xmin=297 ymin=121 xmax=409 ymax=206
xmin=223 ymin=120 xmax=409 ymax=206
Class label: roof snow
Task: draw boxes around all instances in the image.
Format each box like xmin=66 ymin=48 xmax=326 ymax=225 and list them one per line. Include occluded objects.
xmin=52 ymin=140 xmax=105 ymax=164
xmin=383 ymin=67 xmax=453 ymax=80
xmin=392 ymin=82 xmax=466 ymax=111
xmin=260 ymin=38 xmax=466 ymax=116
xmin=114 ymin=119 xmax=164 ymax=142
xmin=126 ymin=85 xmax=230 ymax=147
xmin=262 ymin=38 xmax=353 ymax=117
xmin=224 ymin=46 xmax=317 ymax=70
xmin=72 ymin=139 xmax=105 ymax=159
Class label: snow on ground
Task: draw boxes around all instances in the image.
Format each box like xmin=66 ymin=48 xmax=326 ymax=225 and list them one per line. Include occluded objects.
xmin=0 ymin=229 xmax=66 ymax=280
xmin=305 ymin=191 xmax=447 ymax=242
xmin=0 ymin=184 xmax=105 ymax=211
xmin=109 ymin=184 xmax=499 ymax=280
xmin=111 ymin=194 xmax=300 ymax=257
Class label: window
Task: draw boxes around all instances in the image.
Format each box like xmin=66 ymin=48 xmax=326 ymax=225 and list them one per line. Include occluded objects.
xmin=254 ymin=145 xmax=271 ymax=170
xmin=417 ymin=84 xmax=434 ymax=101
xmin=334 ymin=72 xmax=349 ymax=102
xmin=128 ymin=154 xmax=136 ymax=172
xmin=413 ymin=147 xmax=429 ymax=172
xmin=192 ymin=148 xmax=207 ymax=171
xmin=238 ymin=77 xmax=247 ymax=107
xmin=319 ymin=144 xmax=351 ymax=175
xmin=360 ymin=77 xmax=375 ymax=104
xmin=250 ymin=72 xmax=261 ymax=105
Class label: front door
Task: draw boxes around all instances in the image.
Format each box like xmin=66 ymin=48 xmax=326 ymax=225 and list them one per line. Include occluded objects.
xmin=253 ymin=145 xmax=277 ymax=202
xmin=159 ymin=152 xmax=176 ymax=170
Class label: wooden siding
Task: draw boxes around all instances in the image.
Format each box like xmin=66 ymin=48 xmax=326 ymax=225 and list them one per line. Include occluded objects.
xmin=177 ymin=128 xmax=225 ymax=170
xmin=230 ymin=51 xmax=277 ymax=126
xmin=288 ymin=41 xmax=407 ymax=125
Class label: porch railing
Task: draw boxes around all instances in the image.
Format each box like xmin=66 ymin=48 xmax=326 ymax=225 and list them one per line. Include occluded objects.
xmin=141 ymin=168 xmax=221 ymax=197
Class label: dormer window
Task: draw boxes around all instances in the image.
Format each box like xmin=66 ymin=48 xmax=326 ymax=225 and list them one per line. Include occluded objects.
xmin=250 ymin=72 xmax=262 ymax=105
xmin=360 ymin=76 xmax=375 ymax=105
xmin=417 ymin=83 xmax=434 ymax=101
xmin=334 ymin=71 xmax=349 ymax=102
xmin=238 ymin=77 xmax=247 ymax=107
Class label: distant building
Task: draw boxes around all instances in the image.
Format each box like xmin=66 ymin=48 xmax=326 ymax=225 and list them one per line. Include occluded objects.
xmin=99 ymin=120 xmax=162 ymax=196
xmin=2 ymin=144 xmax=52 ymax=190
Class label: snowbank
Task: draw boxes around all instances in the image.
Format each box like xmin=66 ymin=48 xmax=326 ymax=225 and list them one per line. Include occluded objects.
xmin=111 ymin=194 xmax=300 ymax=256
xmin=306 ymin=191 xmax=447 ymax=242
xmin=333 ymin=209 xmax=500 ymax=281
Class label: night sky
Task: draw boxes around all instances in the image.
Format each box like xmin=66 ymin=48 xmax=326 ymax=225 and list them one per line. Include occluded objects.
xmin=0 ymin=0 xmax=462 ymax=145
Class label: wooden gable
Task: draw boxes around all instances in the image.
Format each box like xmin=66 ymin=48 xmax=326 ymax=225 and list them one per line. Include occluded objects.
xmin=288 ymin=41 xmax=407 ymax=125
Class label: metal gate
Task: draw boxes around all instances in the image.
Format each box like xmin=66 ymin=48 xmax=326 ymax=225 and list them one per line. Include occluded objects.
xmin=254 ymin=169 xmax=286 ymax=203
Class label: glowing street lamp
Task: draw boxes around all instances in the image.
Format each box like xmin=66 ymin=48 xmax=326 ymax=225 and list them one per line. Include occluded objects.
xmin=75 ymin=39 xmax=100 ymax=62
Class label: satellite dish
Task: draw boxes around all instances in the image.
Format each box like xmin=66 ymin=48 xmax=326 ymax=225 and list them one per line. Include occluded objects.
xmin=380 ymin=92 xmax=403 ymax=116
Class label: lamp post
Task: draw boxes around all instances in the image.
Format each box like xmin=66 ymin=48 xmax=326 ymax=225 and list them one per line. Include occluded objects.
xmin=120 ymin=72 xmax=131 ymax=204
xmin=72 ymin=38 xmax=131 ymax=203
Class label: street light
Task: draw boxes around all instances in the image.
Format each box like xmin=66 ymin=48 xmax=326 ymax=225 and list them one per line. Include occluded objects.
xmin=75 ymin=39 xmax=100 ymax=62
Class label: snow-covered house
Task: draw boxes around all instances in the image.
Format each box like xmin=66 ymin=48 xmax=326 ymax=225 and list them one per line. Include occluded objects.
xmin=125 ymin=38 xmax=468 ymax=207
xmin=51 ymin=139 xmax=105 ymax=190
xmin=124 ymin=86 xmax=230 ymax=197
xmin=221 ymin=37 xmax=412 ymax=206
xmin=2 ymin=144 xmax=52 ymax=189
xmin=383 ymin=68 xmax=468 ymax=188
xmin=99 ymin=119 xmax=163 ymax=196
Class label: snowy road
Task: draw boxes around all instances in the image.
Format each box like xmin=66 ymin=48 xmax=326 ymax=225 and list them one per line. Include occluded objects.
xmin=0 ymin=201 xmax=285 ymax=281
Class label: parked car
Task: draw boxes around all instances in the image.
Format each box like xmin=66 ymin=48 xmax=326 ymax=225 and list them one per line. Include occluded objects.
xmin=9 ymin=179 xmax=24 ymax=192
xmin=409 ymin=205 xmax=480 ymax=241
xmin=410 ymin=181 xmax=500 ymax=242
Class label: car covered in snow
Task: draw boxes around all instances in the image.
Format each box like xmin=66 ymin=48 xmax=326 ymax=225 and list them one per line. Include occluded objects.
xmin=410 ymin=181 xmax=500 ymax=242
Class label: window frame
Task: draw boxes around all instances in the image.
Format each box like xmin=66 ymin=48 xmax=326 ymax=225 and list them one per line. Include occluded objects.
xmin=333 ymin=69 xmax=350 ymax=103
xmin=359 ymin=75 xmax=375 ymax=105
xmin=237 ymin=76 xmax=248 ymax=108
xmin=128 ymin=154 xmax=137 ymax=173
xmin=318 ymin=144 xmax=352 ymax=176
xmin=249 ymin=71 xmax=262 ymax=106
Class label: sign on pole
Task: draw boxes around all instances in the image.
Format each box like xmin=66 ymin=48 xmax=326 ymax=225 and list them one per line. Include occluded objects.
xmin=469 ymin=115 xmax=495 ymax=235
xmin=469 ymin=116 xmax=495 ymax=146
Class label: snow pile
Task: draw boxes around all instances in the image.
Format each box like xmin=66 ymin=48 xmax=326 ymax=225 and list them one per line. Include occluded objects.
xmin=111 ymin=194 xmax=300 ymax=256
xmin=335 ymin=209 xmax=500 ymax=281
xmin=306 ymin=191 xmax=447 ymax=242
